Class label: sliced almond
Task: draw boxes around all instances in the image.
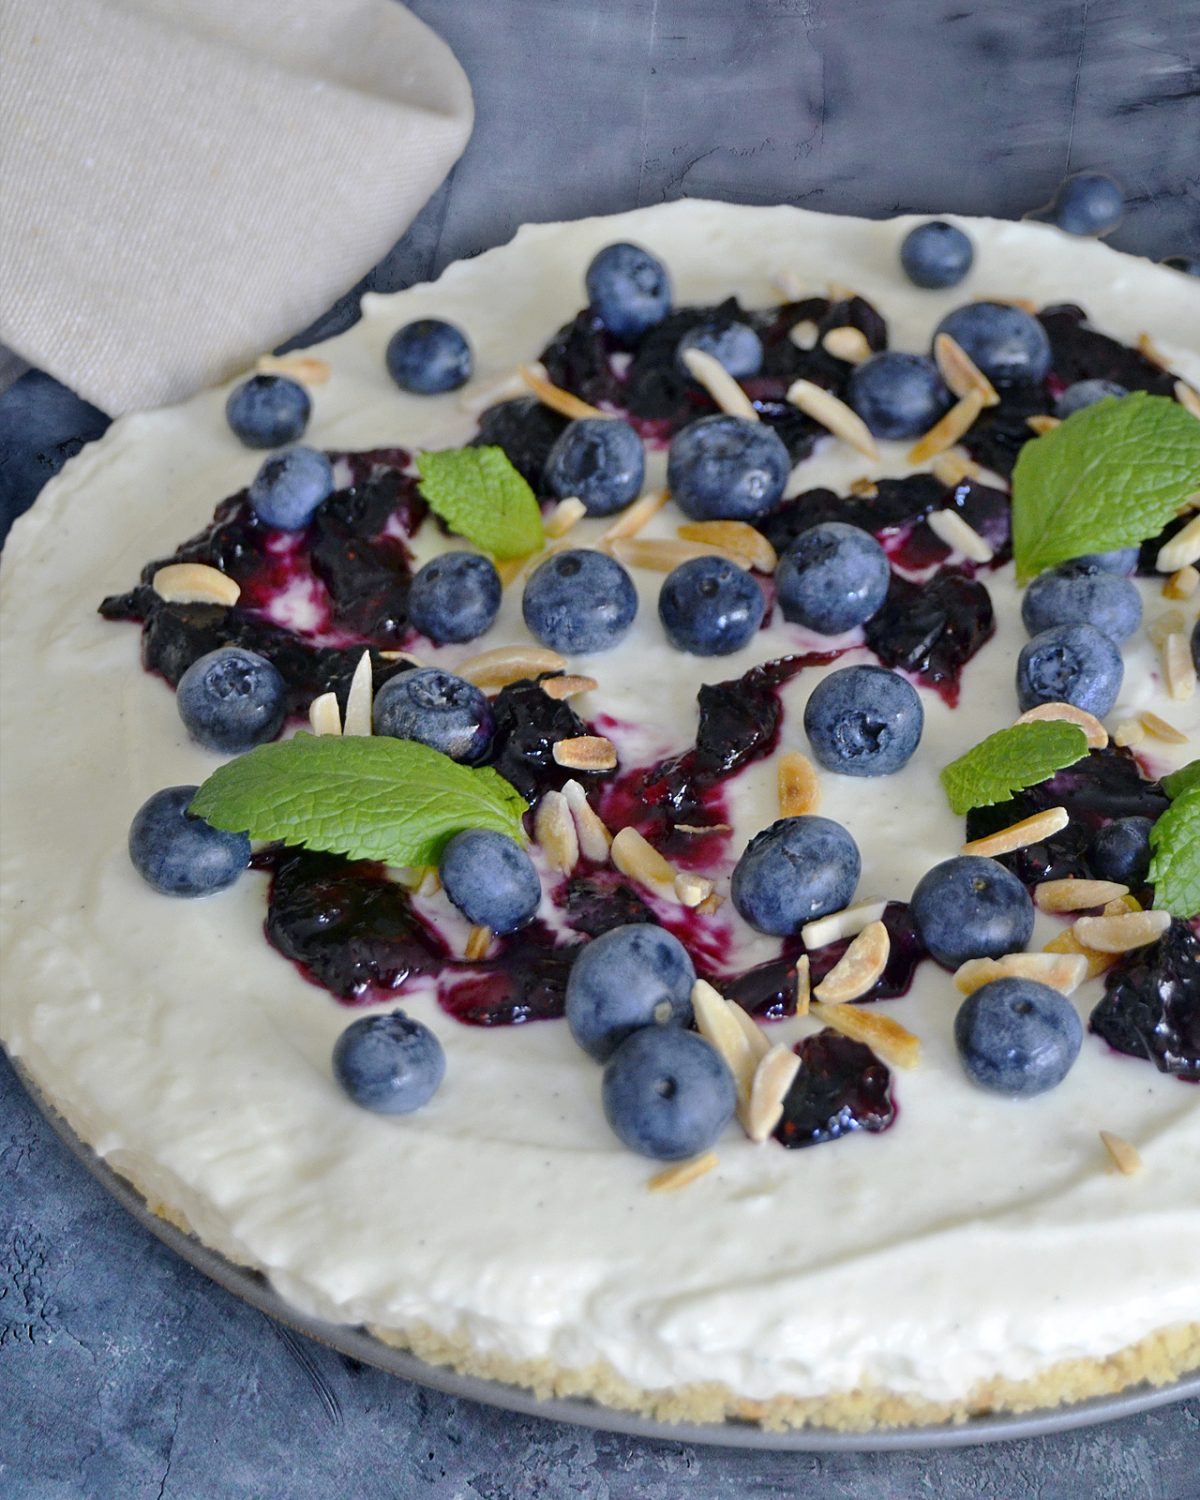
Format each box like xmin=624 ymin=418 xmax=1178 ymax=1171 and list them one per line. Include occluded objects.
xmin=1014 ymin=701 xmax=1109 ymax=749
xmin=519 ymin=362 xmax=607 ymax=421
xmin=1137 ymin=332 xmax=1171 ymax=371
xmin=788 ymin=318 xmax=820 ymax=351
xmin=1044 ymin=895 xmax=1140 ymax=976
xmin=152 ymin=562 xmax=241 ymax=607
xmin=822 ymin=326 xmax=872 ymax=364
xmin=464 ymin=925 xmax=493 ymax=961
xmin=458 ymin=363 xmax=543 ymax=416
xmin=1163 ymin=631 xmax=1197 ymax=701
xmin=1035 ymin=878 xmax=1129 ymax=913
xmin=611 ymin=826 xmax=676 ymax=892
xmin=1147 ymin=609 xmax=1187 ymax=649
xmin=1099 ymin=1131 xmax=1142 ymax=1176
xmin=933 ymin=333 xmax=1000 ymax=408
xmin=786 ymin=379 xmax=880 ymax=459
xmin=457 ymin=645 xmax=567 ymax=690
xmin=745 ymin=1044 xmax=802 ymax=1144
xmin=801 ymin=899 xmax=888 ymax=951
xmin=727 ymin=1003 xmax=772 ymax=1064
xmin=600 ymin=489 xmax=670 ymax=543
xmin=1113 ymin=719 xmax=1145 ymax=748
xmin=1138 ymin=709 xmax=1188 ymax=744
xmin=827 ymin=280 xmax=857 ymax=302
xmin=677 ymin=520 xmax=777 ymax=573
xmin=544 ymin=496 xmax=588 ymax=540
xmin=795 ymin=954 xmax=811 ymax=1017
xmin=534 ymin=790 xmax=579 ymax=874
xmin=696 ymin=890 xmax=725 ymax=917
xmin=778 ymin=750 xmax=821 ymax=817
xmin=926 ymin=508 xmax=994 ymax=563
xmin=1026 ymin=414 xmax=1061 ymax=435
xmin=692 ymin=979 xmax=757 ymax=1107
xmin=540 ymin=674 xmax=598 ymax=701
xmin=674 ymin=822 xmax=732 ymax=836
xmin=954 ymin=951 xmax=1089 ymax=996
xmin=308 ymin=691 xmax=342 ymax=737
xmin=342 ymin=650 xmax=374 ymax=737
xmin=1073 ymin=909 xmax=1171 ymax=954
xmin=773 ymin=268 xmax=808 ymax=302
xmin=1156 ymin=513 xmax=1200 ymax=573
xmin=1174 ymin=380 xmax=1200 ymax=421
xmin=849 ymin=476 xmax=879 ymax=498
xmin=908 ymin=390 xmax=985 ymax=464
xmin=680 ymin=347 xmax=759 ymax=422
xmin=562 ymin=779 xmax=612 ymax=863
xmin=648 ymin=1152 xmax=718 ymax=1193
xmin=416 ymin=867 xmax=442 ymax=897
xmin=610 ymin=537 xmax=741 ymax=573
xmin=810 ymin=1002 xmax=921 ymax=1070
xmin=931 ymin=449 xmax=983 ymax=486
xmin=962 ymin=806 xmax=1070 ymax=858
xmin=673 ymin=871 xmax=714 ymax=908
xmin=376 ymin=649 xmax=425 ymax=667
xmin=813 ymin=921 xmax=890 ymax=1004
xmin=1164 ymin=565 xmax=1200 ymax=600
xmin=254 ymin=352 xmax=331 ymax=385
xmin=552 ymin=735 xmax=617 ymax=772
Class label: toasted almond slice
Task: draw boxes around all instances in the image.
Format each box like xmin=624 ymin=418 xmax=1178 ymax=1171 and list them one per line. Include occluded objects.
xmin=727 ymin=1002 xmax=772 ymax=1064
xmin=1100 ymin=1131 xmax=1142 ymax=1176
xmin=813 ymin=921 xmax=890 ymax=1004
xmin=1073 ymin=910 xmax=1171 ymax=954
xmin=464 ymin=925 xmax=493 ymax=961
xmin=457 ymin=645 xmax=567 ymax=690
xmin=810 ymin=1002 xmax=921 ymax=1070
xmin=341 ymin=650 xmax=373 ymax=737
xmin=1174 ymin=380 xmax=1200 ymax=421
xmin=778 ymin=750 xmax=821 ymax=817
xmin=540 ymin=674 xmax=598 ymax=701
xmin=459 ymin=362 xmax=544 ymax=416
xmin=416 ymin=868 xmax=442 ymax=897
xmin=1113 ymin=719 xmax=1145 ymax=748
xmin=610 ymin=537 xmax=740 ymax=573
xmin=788 ymin=318 xmax=820 ymax=351
xmin=519 ymin=362 xmax=607 ymax=421
xmin=254 ymin=352 xmax=331 ymax=385
xmin=692 ymin=979 xmax=758 ymax=1107
xmin=152 ymin=562 xmax=241 ymax=607
xmin=611 ymin=825 xmax=676 ymax=890
xmin=562 ymin=779 xmax=612 ymax=863
xmin=544 ymin=496 xmax=588 ymax=539
xmin=849 ymin=476 xmax=879 ymax=498
xmin=674 ymin=822 xmax=732 ymax=836
xmin=308 ymin=691 xmax=342 ymax=737
xmin=795 ymin=954 xmax=811 ymax=1017
xmin=962 ymin=806 xmax=1070 ymax=858
xmin=933 ymin=333 xmax=1000 ymax=408
xmin=696 ymin=890 xmax=725 ymax=917
xmin=1137 ymin=332 xmax=1171 ymax=371
xmin=1026 ymin=414 xmax=1061 ymax=435
xmin=1163 ymin=632 xmax=1197 ymax=701
xmin=534 ymin=790 xmax=579 ymax=874
xmin=1147 ymin=609 xmax=1187 ymax=649
xmin=745 ymin=1044 xmax=802 ymax=1143
xmin=786 ymin=379 xmax=880 ymax=459
xmin=822 ymin=326 xmax=872 ymax=364
xmin=673 ymin=871 xmax=714 ymax=908
xmin=1044 ymin=894 xmax=1141 ymax=975
xmin=376 ymin=649 xmax=425 ymax=666
xmin=931 ymin=449 xmax=983 ymax=486
xmin=1104 ymin=894 xmax=1142 ymax=916
xmin=600 ymin=489 xmax=671 ymax=543
xmin=677 ymin=520 xmax=778 ymax=573
xmin=681 ymin=347 xmax=759 ymax=422
xmin=908 ymin=390 xmax=985 ymax=464
xmin=773 ymin=268 xmax=808 ymax=302
xmin=1138 ymin=709 xmax=1188 ymax=745
xmin=954 ymin=951 xmax=1089 ymax=996
xmin=1164 ymin=565 xmax=1200 ymax=600
xmin=552 ymin=735 xmax=617 ymax=771
xmin=1156 ymin=512 xmax=1200 ymax=573
xmin=1014 ymin=701 xmax=1109 ymax=749
xmin=1035 ymin=878 xmax=1129 ymax=913
xmin=801 ymin=899 xmax=888 ymax=952
xmin=926 ymin=508 xmax=994 ymax=563
xmin=648 ymin=1152 xmax=718 ymax=1193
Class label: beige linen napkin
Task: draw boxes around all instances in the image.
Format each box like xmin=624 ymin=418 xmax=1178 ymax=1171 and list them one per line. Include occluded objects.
xmin=0 ymin=0 xmax=473 ymax=413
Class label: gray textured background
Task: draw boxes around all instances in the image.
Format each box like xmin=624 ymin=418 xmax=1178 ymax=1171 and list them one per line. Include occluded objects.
xmin=2 ymin=2 xmax=1199 ymax=1496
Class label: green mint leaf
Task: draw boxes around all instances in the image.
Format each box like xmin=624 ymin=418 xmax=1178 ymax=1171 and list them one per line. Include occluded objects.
xmin=1149 ymin=785 xmax=1200 ymax=918
xmin=940 ymin=721 xmax=1090 ymax=815
xmin=1161 ymin=759 xmax=1200 ymax=801
xmin=1011 ymin=393 xmax=1200 ymax=583
xmin=416 ymin=446 xmax=544 ymax=560
xmin=190 ymin=734 xmax=528 ymax=868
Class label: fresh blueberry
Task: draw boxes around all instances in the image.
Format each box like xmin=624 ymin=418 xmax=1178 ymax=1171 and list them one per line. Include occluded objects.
xmin=332 ymin=1009 xmax=445 ymax=1115
xmin=1021 ymin=561 xmax=1142 ymax=643
xmin=731 ymin=815 xmax=861 ymax=936
xmin=372 ymin=667 xmax=494 ymax=763
xmin=601 ymin=1026 xmax=736 ymax=1160
xmin=911 ymin=856 xmax=1034 ymax=969
xmin=899 ymin=220 xmax=975 ymax=289
xmin=128 ymin=786 xmax=250 ymax=897
xmin=1055 ymin=378 xmax=1127 ymax=418
xmin=543 ymin=418 xmax=645 ymax=516
xmin=954 ymin=978 xmax=1083 ymax=1096
xmin=803 ymin=665 xmax=924 ymax=778
xmin=585 ymin=242 xmax=672 ymax=339
xmin=776 ymin=522 xmax=891 ymax=634
xmin=248 ymin=446 xmax=333 ymax=530
xmin=658 ymin=556 xmax=765 ymax=656
xmin=1068 ymin=547 xmax=1138 ymax=575
xmin=1016 ymin=623 xmax=1124 ymax=716
xmin=385 ymin=319 xmax=472 ymax=395
xmin=677 ymin=320 xmax=764 ymax=379
xmin=1090 ymin=816 xmax=1155 ymax=886
xmin=438 ymin=828 xmax=541 ymax=934
xmin=176 ymin=646 xmax=288 ymax=754
xmin=408 ymin=552 xmax=501 ymax=644
xmin=667 ymin=415 xmax=790 ymax=523
xmin=847 ymin=353 xmax=951 ymax=440
xmin=1036 ymin=172 xmax=1124 ymax=237
xmin=933 ymin=302 xmax=1052 ymax=388
xmin=522 ymin=549 xmax=638 ymax=654
xmin=1164 ymin=255 xmax=1200 ymax=277
xmin=226 ymin=374 xmax=310 ymax=449
xmin=565 ymin=923 xmax=696 ymax=1061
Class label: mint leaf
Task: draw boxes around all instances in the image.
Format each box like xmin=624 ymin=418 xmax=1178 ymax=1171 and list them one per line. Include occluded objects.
xmin=416 ymin=447 xmax=544 ymax=560
xmin=1162 ymin=759 xmax=1200 ymax=801
xmin=1012 ymin=393 xmax=1200 ymax=582
xmin=190 ymin=734 xmax=528 ymax=867
xmin=1149 ymin=786 xmax=1200 ymax=918
xmin=940 ymin=721 xmax=1090 ymax=815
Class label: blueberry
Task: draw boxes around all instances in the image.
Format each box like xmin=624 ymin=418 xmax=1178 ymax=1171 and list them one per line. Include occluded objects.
xmin=565 ymin=923 xmax=696 ymax=1061
xmin=933 ymin=302 xmax=1052 ymax=388
xmin=601 ymin=1026 xmax=736 ymax=1160
xmin=1021 ymin=561 xmax=1142 ymax=643
xmin=899 ymin=220 xmax=975 ymax=289
xmin=128 ymin=786 xmax=250 ymax=897
xmin=585 ymin=242 xmax=672 ymax=339
xmin=332 ymin=1009 xmax=445 ymax=1115
xmin=438 ymin=828 xmax=541 ymax=934
xmin=1038 ymin=172 xmax=1124 ymax=238
xmin=847 ymin=353 xmax=951 ymax=440
xmin=658 ymin=556 xmax=765 ymax=656
xmin=911 ymin=856 xmax=1034 ymax=969
xmin=1164 ymin=255 xmax=1200 ymax=278
xmin=1055 ymin=378 xmax=1127 ymax=418
xmin=1068 ymin=547 xmax=1138 ymax=575
xmin=226 ymin=375 xmax=310 ymax=449
xmin=1016 ymin=623 xmax=1124 ymax=716
xmin=522 ymin=549 xmax=638 ymax=654
xmin=385 ymin=319 xmax=472 ymax=395
xmin=776 ymin=522 xmax=891 ymax=634
xmin=176 ymin=646 xmax=287 ymax=754
xmin=248 ymin=446 xmax=333 ymax=530
xmin=1090 ymin=817 xmax=1155 ymax=886
xmin=731 ymin=815 xmax=861 ymax=936
xmin=372 ymin=667 xmax=494 ymax=763
xmin=543 ymin=418 xmax=645 ymax=517
xmin=954 ymin=978 xmax=1083 ymax=1096
xmin=677 ymin=321 xmax=763 ymax=379
xmin=408 ymin=552 xmax=501 ymax=644
xmin=667 ymin=415 xmax=790 ymax=523
xmin=803 ymin=665 xmax=924 ymax=778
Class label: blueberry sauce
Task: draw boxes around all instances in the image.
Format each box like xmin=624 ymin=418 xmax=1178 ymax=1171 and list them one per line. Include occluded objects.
xmin=773 ymin=1031 xmax=896 ymax=1148
xmin=864 ymin=571 xmax=995 ymax=707
xmin=488 ymin=676 xmax=604 ymax=805
xmin=1089 ymin=920 xmax=1200 ymax=1081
